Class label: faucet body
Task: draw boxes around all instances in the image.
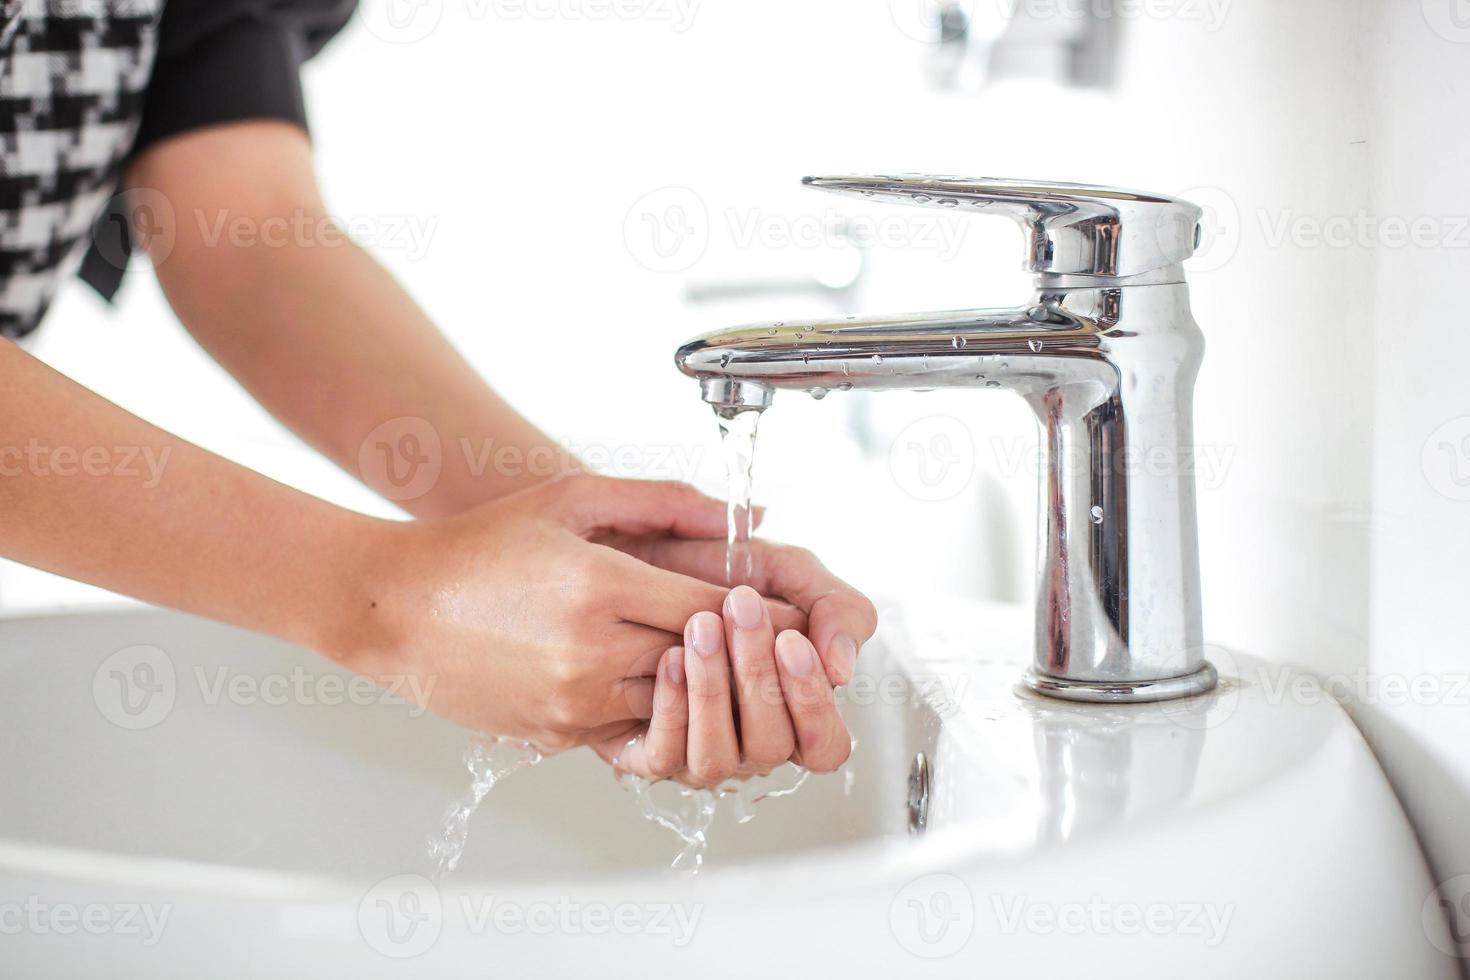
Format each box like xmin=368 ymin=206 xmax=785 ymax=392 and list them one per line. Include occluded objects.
xmin=677 ymin=176 xmax=1216 ymax=703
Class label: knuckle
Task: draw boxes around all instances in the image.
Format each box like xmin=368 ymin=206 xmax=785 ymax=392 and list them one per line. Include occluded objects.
xmin=687 ymin=758 xmax=734 ymax=787
xmin=544 ymin=693 xmax=584 ymax=732
xmin=745 ymin=731 xmax=795 ymax=769
xmin=803 ymin=727 xmax=852 ymax=773
xmin=645 ymin=744 xmax=684 ymax=779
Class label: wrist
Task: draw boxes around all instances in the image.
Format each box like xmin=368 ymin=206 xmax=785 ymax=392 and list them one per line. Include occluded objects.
xmin=304 ymin=511 xmax=416 ymax=673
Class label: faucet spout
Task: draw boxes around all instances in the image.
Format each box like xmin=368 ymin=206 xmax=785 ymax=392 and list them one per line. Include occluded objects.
xmin=678 ymin=282 xmax=1214 ymax=704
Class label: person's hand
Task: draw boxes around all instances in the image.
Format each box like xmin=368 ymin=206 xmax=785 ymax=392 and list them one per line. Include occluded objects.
xmin=327 ymin=474 xmax=809 ymax=752
xmin=589 ymin=587 xmax=860 ymax=788
xmin=601 ymin=537 xmax=877 ymax=687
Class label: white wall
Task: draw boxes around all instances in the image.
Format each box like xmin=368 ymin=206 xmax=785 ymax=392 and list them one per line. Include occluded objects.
xmin=5 ymin=0 xmax=1467 ymax=911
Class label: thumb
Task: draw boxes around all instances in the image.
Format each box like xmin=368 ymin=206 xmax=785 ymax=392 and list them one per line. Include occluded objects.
xmin=550 ymin=475 xmax=729 ymax=539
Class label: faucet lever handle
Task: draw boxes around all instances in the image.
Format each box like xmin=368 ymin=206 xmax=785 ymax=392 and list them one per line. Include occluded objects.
xmin=801 ymin=174 xmax=1202 ymax=280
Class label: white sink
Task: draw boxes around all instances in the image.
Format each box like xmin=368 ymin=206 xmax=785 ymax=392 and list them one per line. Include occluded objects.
xmin=0 ymin=601 xmax=1454 ymax=977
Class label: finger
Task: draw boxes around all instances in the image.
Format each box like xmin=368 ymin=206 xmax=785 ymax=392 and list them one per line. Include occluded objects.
xmin=773 ymin=630 xmax=851 ymax=773
xmin=683 ymin=611 xmax=740 ymax=788
xmin=603 ymin=547 xmax=806 ymax=636
xmin=723 ymin=586 xmax=796 ymax=769
xmin=635 ymin=539 xmax=876 ymax=686
xmin=642 ymin=648 xmax=690 ymax=779
xmin=551 ymin=475 xmax=727 ymax=540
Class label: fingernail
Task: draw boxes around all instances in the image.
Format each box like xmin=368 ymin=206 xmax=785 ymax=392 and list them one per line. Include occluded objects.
xmin=829 ymin=634 xmax=858 ymax=683
xmin=666 ymin=648 xmax=686 ymax=685
xmin=775 ymin=631 xmax=815 ymax=677
xmin=726 ymin=585 xmax=764 ymax=631
xmin=688 ymin=612 xmax=723 ymax=658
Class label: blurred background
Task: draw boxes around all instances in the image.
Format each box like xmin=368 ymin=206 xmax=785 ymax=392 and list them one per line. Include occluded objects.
xmin=5 ymin=0 xmax=1469 ymax=908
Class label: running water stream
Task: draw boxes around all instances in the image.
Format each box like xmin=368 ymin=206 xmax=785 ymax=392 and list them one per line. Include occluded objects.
xmin=613 ymin=403 xmax=812 ymax=874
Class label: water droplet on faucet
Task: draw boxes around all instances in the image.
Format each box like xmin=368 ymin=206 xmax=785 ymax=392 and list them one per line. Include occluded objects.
xmin=1090 ymin=506 xmax=1105 ymax=525
xmin=871 ymin=354 xmax=884 ymax=365
xmin=952 ymin=336 xmax=967 ymax=349
xmin=1027 ymin=339 xmax=1044 ymax=353
xmin=808 ymin=387 xmax=828 ymax=400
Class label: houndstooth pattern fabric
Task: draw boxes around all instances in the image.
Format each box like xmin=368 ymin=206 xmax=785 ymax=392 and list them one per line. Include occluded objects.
xmin=0 ymin=0 xmax=160 ymax=338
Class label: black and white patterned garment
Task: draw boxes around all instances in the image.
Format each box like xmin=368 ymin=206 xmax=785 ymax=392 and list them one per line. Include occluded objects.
xmin=0 ymin=1 xmax=160 ymax=339
xmin=0 ymin=0 xmax=356 ymax=341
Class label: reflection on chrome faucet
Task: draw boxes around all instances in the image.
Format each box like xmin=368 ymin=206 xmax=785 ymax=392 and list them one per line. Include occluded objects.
xmin=1027 ymin=700 xmax=1207 ymax=845
xmin=676 ymin=175 xmax=1217 ymax=704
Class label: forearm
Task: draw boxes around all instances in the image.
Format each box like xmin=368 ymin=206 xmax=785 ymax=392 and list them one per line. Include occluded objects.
xmin=0 ymin=339 xmax=376 ymax=653
xmin=131 ymin=123 xmax=563 ymax=519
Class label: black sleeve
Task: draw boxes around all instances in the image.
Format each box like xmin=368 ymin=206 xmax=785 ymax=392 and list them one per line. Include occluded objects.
xmin=79 ymin=0 xmax=358 ymax=302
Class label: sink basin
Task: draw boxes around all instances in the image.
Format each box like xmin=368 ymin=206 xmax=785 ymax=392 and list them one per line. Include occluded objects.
xmin=0 ymin=601 xmax=1453 ymax=977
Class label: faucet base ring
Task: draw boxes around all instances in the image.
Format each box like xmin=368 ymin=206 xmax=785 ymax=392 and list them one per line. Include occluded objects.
xmin=1022 ymin=662 xmax=1218 ymax=704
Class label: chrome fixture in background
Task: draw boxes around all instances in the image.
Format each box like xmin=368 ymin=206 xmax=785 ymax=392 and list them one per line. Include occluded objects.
xmin=919 ymin=1 xmax=1119 ymax=91
xmin=676 ymin=175 xmax=1215 ymax=704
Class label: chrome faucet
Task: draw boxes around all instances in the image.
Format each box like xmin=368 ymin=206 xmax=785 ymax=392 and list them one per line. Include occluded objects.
xmin=676 ymin=175 xmax=1216 ymax=703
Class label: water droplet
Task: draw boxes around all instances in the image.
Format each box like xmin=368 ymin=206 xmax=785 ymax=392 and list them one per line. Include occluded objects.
xmin=913 ymin=194 xmax=933 ymax=204
xmin=774 ymin=321 xmax=784 ymax=327
xmin=841 ymin=363 xmax=851 ymax=376
xmin=937 ymin=198 xmax=959 ymax=208
xmin=1028 ymin=339 xmax=1044 ymax=353
xmin=1000 ymin=362 xmax=1009 ymax=370
xmin=837 ymin=382 xmax=853 ymax=392
xmin=768 ymin=328 xmax=778 ymax=335
xmin=803 ymin=324 xmax=815 ymax=332
xmin=984 ymin=380 xmax=1000 ymax=388
xmin=952 ymin=336 xmax=967 ymax=349
xmin=871 ymin=354 xmax=884 ymax=365
xmin=1090 ymin=506 xmax=1105 ymax=525
xmin=808 ymin=386 xmax=828 ymax=400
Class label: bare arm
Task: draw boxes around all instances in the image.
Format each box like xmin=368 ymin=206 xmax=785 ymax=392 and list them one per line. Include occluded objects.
xmin=0 ymin=338 xmax=372 ymax=651
xmin=128 ymin=120 xmax=559 ymax=518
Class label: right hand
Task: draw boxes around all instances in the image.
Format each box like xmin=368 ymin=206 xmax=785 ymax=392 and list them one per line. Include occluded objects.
xmin=329 ymin=474 xmax=808 ymax=752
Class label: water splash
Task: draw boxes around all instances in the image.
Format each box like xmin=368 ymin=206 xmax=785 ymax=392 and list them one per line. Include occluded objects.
xmin=429 ymin=735 xmax=542 ymax=878
xmin=615 ymin=752 xmax=810 ymax=874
